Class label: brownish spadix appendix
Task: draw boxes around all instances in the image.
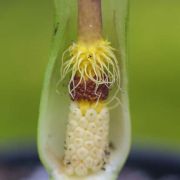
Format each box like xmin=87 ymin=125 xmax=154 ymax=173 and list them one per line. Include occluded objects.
xmin=78 ymin=0 xmax=102 ymax=43
xmin=38 ymin=0 xmax=131 ymax=179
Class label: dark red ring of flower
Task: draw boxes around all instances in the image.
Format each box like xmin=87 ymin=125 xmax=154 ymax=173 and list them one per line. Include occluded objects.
xmin=70 ymin=76 xmax=109 ymax=102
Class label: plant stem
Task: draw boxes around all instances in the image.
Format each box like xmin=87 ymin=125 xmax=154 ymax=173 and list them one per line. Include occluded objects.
xmin=78 ymin=0 xmax=102 ymax=43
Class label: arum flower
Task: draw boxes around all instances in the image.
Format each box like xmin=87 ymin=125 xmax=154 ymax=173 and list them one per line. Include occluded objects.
xmin=38 ymin=0 xmax=131 ymax=179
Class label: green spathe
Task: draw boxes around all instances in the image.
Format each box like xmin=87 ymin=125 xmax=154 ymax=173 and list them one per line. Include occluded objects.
xmin=38 ymin=0 xmax=131 ymax=179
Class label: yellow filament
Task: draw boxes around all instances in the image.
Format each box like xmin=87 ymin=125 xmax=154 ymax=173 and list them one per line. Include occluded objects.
xmin=61 ymin=40 xmax=121 ymax=99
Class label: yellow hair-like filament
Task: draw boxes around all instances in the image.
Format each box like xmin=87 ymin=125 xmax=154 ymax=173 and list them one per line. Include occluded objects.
xmin=61 ymin=40 xmax=120 ymax=99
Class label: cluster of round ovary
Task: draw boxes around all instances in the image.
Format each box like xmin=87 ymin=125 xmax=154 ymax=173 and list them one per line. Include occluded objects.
xmin=63 ymin=101 xmax=110 ymax=176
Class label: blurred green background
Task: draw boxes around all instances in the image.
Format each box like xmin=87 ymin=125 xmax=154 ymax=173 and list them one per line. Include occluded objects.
xmin=0 ymin=0 xmax=179 ymax=150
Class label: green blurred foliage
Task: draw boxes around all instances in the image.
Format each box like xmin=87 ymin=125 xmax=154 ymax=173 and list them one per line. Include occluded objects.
xmin=129 ymin=0 xmax=180 ymax=147
xmin=0 ymin=0 xmax=53 ymax=142
xmin=0 ymin=0 xmax=179 ymax=149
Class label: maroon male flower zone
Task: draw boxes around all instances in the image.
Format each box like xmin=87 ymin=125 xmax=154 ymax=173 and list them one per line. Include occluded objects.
xmin=70 ymin=75 xmax=109 ymax=102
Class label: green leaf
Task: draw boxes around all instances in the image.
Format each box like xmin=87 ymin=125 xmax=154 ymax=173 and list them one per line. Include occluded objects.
xmin=38 ymin=0 xmax=131 ymax=179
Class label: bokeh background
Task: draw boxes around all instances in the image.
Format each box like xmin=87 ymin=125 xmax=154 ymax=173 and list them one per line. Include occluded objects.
xmin=0 ymin=0 xmax=179 ymax=151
